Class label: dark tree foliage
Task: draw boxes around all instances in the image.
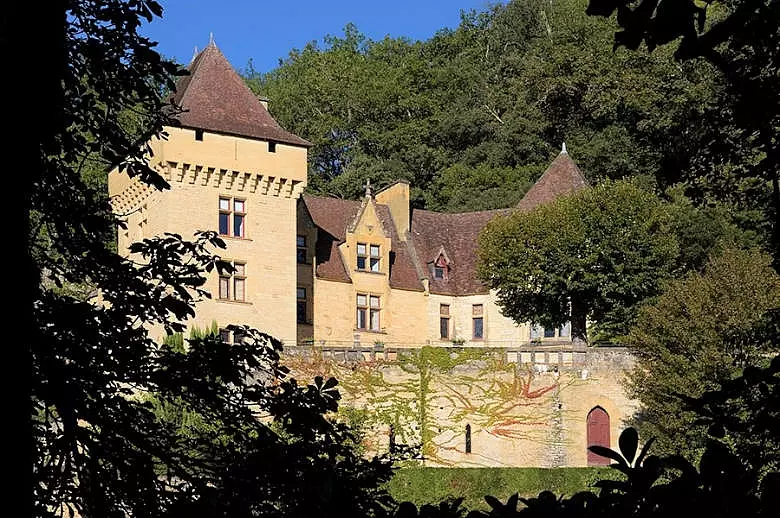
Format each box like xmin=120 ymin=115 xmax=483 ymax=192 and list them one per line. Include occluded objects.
xmin=253 ymin=0 xmax=736 ymax=215
xmin=586 ymin=0 xmax=780 ymax=264
xmin=30 ymin=2 xmax=397 ymax=517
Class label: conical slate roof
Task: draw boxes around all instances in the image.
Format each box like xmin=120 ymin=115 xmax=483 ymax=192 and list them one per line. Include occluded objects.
xmin=516 ymin=146 xmax=587 ymax=211
xmin=171 ymin=41 xmax=310 ymax=147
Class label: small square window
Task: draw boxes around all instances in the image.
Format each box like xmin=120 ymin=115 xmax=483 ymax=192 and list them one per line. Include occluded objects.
xmin=219 ymin=198 xmax=230 ymax=211
xmin=233 ymin=200 xmax=245 ymax=213
xmin=268 ymin=141 xmax=277 ymax=153
xmin=472 ymin=304 xmax=483 ymax=316
xmin=370 ymin=245 xmax=380 ymax=257
xmin=356 ymin=294 xmax=367 ymax=306
xmin=297 ymin=287 xmax=306 ymax=299
xmin=544 ymin=327 xmax=556 ymax=338
xmin=434 ymin=266 xmax=445 ymax=279
xmin=195 ymin=129 xmax=204 ymax=141
xmin=234 ymin=263 xmax=245 ymax=276
xmin=369 ymin=295 xmax=380 ymax=308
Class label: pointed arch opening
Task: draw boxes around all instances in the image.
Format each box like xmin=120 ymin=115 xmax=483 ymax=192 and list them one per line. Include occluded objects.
xmin=586 ymin=406 xmax=610 ymax=466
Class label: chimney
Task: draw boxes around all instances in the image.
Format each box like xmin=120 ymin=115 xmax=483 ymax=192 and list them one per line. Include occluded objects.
xmin=375 ymin=180 xmax=411 ymax=240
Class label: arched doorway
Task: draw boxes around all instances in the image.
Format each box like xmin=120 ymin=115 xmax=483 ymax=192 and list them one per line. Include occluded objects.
xmin=587 ymin=406 xmax=610 ymax=466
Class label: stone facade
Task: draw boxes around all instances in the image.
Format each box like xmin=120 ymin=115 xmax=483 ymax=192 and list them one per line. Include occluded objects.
xmin=283 ymin=345 xmax=638 ymax=467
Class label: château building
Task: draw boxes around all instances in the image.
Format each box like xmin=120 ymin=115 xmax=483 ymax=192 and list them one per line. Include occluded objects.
xmin=109 ymin=41 xmax=636 ymax=468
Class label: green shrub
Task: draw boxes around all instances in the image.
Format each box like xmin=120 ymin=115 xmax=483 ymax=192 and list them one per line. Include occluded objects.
xmin=388 ymin=467 xmax=616 ymax=510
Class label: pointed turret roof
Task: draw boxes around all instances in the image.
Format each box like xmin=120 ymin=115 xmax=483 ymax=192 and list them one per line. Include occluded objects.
xmin=171 ymin=41 xmax=310 ymax=147
xmin=516 ymin=145 xmax=587 ymax=211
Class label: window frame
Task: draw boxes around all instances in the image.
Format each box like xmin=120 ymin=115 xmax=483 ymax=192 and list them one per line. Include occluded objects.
xmin=218 ymin=196 xmax=247 ymax=238
xmin=439 ymin=304 xmax=450 ymax=339
xmin=356 ymin=292 xmax=381 ymax=332
xmin=297 ymin=287 xmax=307 ymax=324
xmin=218 ymin=260 xmax=247 ymax=303
xmin=296 ymin=235 xmax=307 ymax=264
xmin=472 ymin=304 xmax=484 ymax=340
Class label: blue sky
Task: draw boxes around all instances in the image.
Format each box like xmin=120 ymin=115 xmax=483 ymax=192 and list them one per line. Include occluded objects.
xmin=143 ymin=0 xmax=502 ymax=74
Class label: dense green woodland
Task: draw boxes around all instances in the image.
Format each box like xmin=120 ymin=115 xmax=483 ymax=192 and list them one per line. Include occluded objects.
xmin=249 ymin=0 xmax=771 ymax=250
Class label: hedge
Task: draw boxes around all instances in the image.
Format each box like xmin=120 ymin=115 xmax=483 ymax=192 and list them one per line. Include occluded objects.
xmin=388 ymin=467 xmax=616 ymax=511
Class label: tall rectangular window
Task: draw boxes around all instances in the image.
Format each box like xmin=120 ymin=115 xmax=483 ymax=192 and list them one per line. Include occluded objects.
xmin=218 ymin=261 xmax=247 ymax=302
xmin=544 ymin=327 xmax=555 ymax=338
xmin=356 ymin=293 xmax=368 ymax=329
xmin=297 ymin=287 xmax=307 ymax=324
xmin=440 ymin=304 xmax=450 ymax=339
xmin=297 ymin=235 xmax=307 ymax=264
xmin=356 ymin=293 xmax=380 ymax=331
xmin=472 ymin=304 xmax=484 ymax=340
xmin=219 ymin=198 xmax=230 ymax=235
xmin=218 ymin=197 xmax=246 ymax=238
xmin=233 ymin=262 xmax=246 ymax=301
xmin=233 ymin=200 xmax=245 ymax=238
xmin=370 ymin=245 xmax=380 ymax=272
xmin=369 ymin=295 xmax=381 ymax=331
xmin=357 ymin=243 xmax=367 ymax=270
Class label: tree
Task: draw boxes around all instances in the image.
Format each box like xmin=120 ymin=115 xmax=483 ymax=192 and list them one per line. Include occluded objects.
xmin=586 ymin=0 xmax=780 ymax=264
xmin=252 ymin=0 xmax=727 ymax=213
xmin=478 ymin=180 xmax=679 ymax=343
xmin=30 ymin=2 xmax=397 ymax=516
xmin=627 ymin=248 xmax=780 ymax=461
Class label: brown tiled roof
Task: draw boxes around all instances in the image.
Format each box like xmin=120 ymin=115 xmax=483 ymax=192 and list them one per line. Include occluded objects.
xmin=411 ymin=209 xmax=510 ymax=296
xmin=303 ymin=151 xmax=586 ymax=296
xmin=171 ymin=42 xmax=310 ymax=147
xmin=516 ymin=150 xmax=587 ymax=211
xmin=302 ymin=195 xmax=424 ymax=291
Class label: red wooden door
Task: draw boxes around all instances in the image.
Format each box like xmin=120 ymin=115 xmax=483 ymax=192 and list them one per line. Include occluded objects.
xmin=587 ymin=407 xmax=611 ymax=466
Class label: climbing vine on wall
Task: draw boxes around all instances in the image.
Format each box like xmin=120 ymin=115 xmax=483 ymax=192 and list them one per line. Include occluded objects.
xmin=283 ymin=347 xmax=566 ymax=466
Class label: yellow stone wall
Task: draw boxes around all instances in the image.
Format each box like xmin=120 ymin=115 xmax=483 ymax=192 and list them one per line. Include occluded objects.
xmin=110 ymin=126 xmax=307 ymax=344
xmin=284 ymin=347 xmax=638 ymax=468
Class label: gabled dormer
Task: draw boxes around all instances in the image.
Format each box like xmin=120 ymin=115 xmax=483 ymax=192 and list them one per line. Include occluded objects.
xmin=429 ymin=246 xmax=453 ymax=281
xmin=343 ymin=181 xmax=392 ymax=277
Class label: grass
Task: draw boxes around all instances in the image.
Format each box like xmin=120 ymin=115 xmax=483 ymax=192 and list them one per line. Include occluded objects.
xmin=388 ymin=467 xmax=617 ymax=511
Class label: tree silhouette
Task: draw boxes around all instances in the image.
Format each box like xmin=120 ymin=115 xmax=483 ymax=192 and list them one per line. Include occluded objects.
xmin=28 ymin=2 xmax=396 ymax=516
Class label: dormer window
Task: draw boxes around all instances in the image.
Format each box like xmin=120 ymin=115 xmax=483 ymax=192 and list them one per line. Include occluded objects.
xmin=431 ymin=253 xmax=449 ymax=280
xmin=357 ymin=243 xmax=380 ymax=272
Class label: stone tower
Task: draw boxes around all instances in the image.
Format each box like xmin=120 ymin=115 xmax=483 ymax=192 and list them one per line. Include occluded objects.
xmin=109 ymin=40 xmax=310 ymax=343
